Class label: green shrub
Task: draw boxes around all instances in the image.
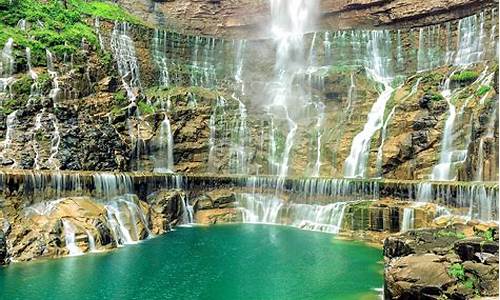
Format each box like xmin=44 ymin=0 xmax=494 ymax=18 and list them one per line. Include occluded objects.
xmin=448 ymin=263 xmax=465 ymax=280
xmin=476 ymin=85 xmax=492 ymax=97
xmin=451 ymin=70 xmax=479 ymax=83
xmin=114 ymin=90 xmax=128 ymax=106
xmin=137 ymin=101 xmax=155 ymax=115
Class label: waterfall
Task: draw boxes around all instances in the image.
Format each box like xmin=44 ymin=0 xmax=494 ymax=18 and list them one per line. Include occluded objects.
xmin=154 ymin=114 xmax=175 ymax=173
xmin=431 ymin=73 xmax=460 ymax=181
xmin=207 ymin=96 xmax=226 ymax=172
xmin=417 ymin=25 xmax=442 ymax=72
xmin=179 ymin=195 xmax=194 ymax=225
xmin=375 ymin=106 xmax=397 ymax=177
xmin=267 ymin=0 xmax=319 ymax=178
xmin=26 ymin=48 xmax=40 ymax=101
xmin=94 ymin=18 xmax=105 ymax=51
xmin=152 ymin=29 xmax=171 ymax=87
xmin=454 ymin=12 xmax=486 ymax=66
xmin=344 ymin=31 xmax=394 ymax=178
xmin=0 ymin=38 xmax=14 ymax=98
xmin=62 ymin=219 xmax=83 ymax=256
xmin=86 ymin=231 xmax=97 ymax=252
xmin=229 ymin=97 xmax=249 ymax=175
xmin=238 ymin=193 xmax=347 ymax=234
xmin=104 ymin=196 xmax=151 ymax=245
xmin=0 ymin=110 xmax=18 ymax=166
xmin=110 ymin=22 xmax=141 ymax=102
xmin=311 ymin=102 xmax=325 ymax=177
xmin=476 ymin=107 xmax=497 ymax=181
xmin=46 ymin=50 xmax=61 ymax=104
xmin=233 ymin=39 xmax=246 ymax=94
xmin=189 ymin=36 xmax=217 ymax=88
xmin=401 ymin=208 xmax=415 ymax=232
xmin=93 ymin=173 xmax=133 ymax=199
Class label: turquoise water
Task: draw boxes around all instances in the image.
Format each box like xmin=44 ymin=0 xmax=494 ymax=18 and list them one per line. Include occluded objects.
xmin=0 ymin=224 xmax=383 ymax=300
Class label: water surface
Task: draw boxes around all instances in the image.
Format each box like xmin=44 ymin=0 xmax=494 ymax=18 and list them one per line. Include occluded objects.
xmin=0 ymin=224 xmax=383 ymax=300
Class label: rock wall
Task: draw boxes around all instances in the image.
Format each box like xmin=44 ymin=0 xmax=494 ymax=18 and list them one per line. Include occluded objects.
xmin=114 ymin=0 xmax=498 ymax=38
xmin=1 ymin=11 xmax=497 ymax=181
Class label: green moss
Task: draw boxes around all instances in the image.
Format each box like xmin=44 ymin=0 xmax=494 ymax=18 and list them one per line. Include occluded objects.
xmin=421 ymin=72 xmax=444 ymax=86
xmin=137 ymin=101 xmax=155 ymax=115
xmin=430 ymin=93 xmax=444 ymax=101
xmin=11 ymin=74 xmax=33 ymax=95
xmin=451 ymin=70 xmax=479 ymax=83
xmin=436 ymin=230 xmax=466 ymax=239
xmin=476 ymin=85 xmax=492 ymax=97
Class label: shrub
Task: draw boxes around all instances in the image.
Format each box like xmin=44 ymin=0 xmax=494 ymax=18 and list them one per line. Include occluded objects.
xmin=476 ymin=85 xmax=492 ymax=97
xmin=451 ymin=70 xmax=479 ymax=83
xmin=138 ymin=101 xmax=155 ymax=115
xmin=448 ymin=263 xmax=465 ymax=280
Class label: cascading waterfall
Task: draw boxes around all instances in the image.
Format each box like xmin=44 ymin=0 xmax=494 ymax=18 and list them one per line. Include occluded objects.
xmin=454 ymin=12 xmax=486 ymax=66
xmin=417 ymin=25 xmax=442 ymax=72
xmin=476 ymin=107 xmax=497 ymax=181
xmin=0 ymin=38 xmax=14 ymax=99
xmin=110 ymin=21 xmax=141 ymax=102
xmin=238 ymin=193 xmax=348 ymax=234
xmin=26 ymin=48 xmax=40 ymax=101
xmin=94 ymin=18 xmax=105 ymax=51
xmin=152 ymin=29 xmax=171 ymax=87
xmin=62 ymin=219 xmax=84 ymax=256
xmin=229 ymin=97 xmax=250 ymax=174
xmin=46 ymin=50 xmax=61 ymax=104
xmin=375 ymin=78 xmax=422 ymax=176
xmin=344 ymin=31 xmax=394 ymax=178
xmin=154 ymin=114 xmax=175 ymax=173
xmin=431 ymin=73 xmax=460 ymax=181
xmin=104 ymin=196 xmax=152 ymax=245
xmin=311 ymin=102 xmax=325 ymax=177
xmin=86 ymin=231 xmax=97 ymax=252
xmin=401 ymin=208 xmax=415 ymax=232
xmin=207 ymin=96 xmax=226 ymax=172
xmin=267 ymin=0 xmax=319 ymax=178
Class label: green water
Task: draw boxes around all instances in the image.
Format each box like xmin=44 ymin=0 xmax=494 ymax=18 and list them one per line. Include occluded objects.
xmin=0 ymin=224 xmax=383 ymax=300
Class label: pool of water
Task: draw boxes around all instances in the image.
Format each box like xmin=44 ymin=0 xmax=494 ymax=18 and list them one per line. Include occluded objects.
xmin=0 ymin=224 xmax=383 ymax=300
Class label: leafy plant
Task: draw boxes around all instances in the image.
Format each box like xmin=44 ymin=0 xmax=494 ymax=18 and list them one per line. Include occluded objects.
xmin=451 ymin=70 xmax=479 ymax=83
xmin=448 ymin=263 xmax=465 ymax=280
xmin=137 ymin=101 xmax=155 ymax=115
xmin=476 ymin=85 xmax=492 ymax=97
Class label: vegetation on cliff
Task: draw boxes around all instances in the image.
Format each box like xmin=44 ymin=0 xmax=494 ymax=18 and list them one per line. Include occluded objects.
xmin=0 ymin=0 xmax=140 ymax=66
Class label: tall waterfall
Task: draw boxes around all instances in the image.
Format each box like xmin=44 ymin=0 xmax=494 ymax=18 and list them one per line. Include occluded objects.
xmin=110 ymin=22 xmax=141 ymax=102
xmin=344 ymin=31 xmax=394 ymax=178
xmin=431 ymin=74 xmax=461 ymax=181
xmin=267 ymin=0 xmax=319 ymax=177
xmin=154 ymin=114 xmax=175 ymax=173
xmin=152 ymin=29 xmax=171 ymax=87
xmin=0 ymin=38 xmax=14 ymax=98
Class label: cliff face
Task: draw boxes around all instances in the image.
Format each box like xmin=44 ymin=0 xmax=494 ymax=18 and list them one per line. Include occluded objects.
xmin=115 ymin=0 xmax=498 ymax=37
xmin=0 ymin=7 xmax=498 ymax=181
